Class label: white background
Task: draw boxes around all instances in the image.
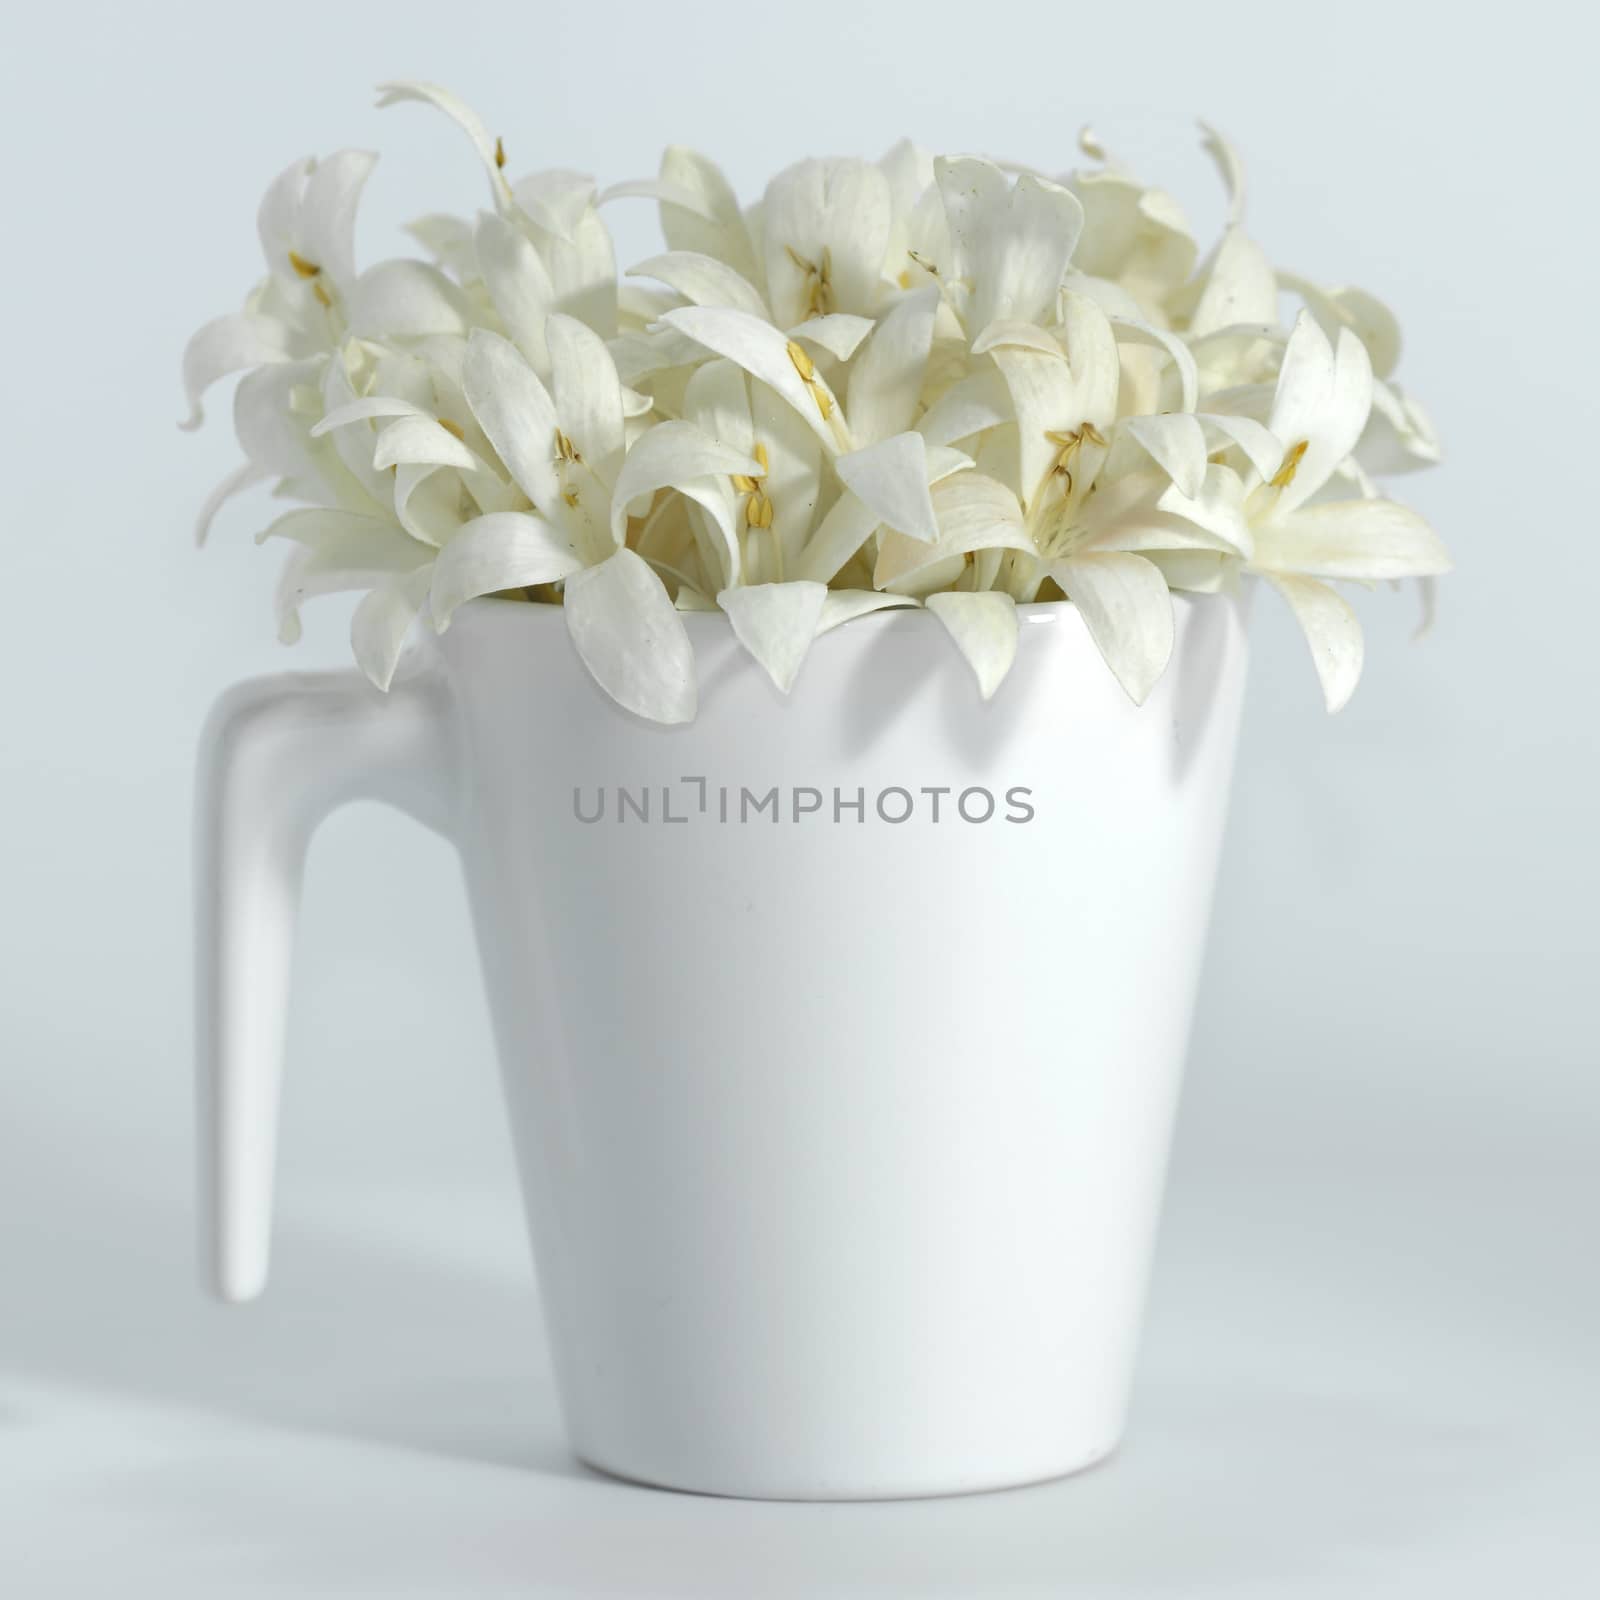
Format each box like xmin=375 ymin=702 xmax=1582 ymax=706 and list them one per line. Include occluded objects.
xmin=1 ymin=0 xmax=1595 ymax=1593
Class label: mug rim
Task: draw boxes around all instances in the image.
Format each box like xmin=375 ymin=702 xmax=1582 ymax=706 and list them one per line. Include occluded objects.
xmin=449 ymin=589 xmax=1218 ymax=638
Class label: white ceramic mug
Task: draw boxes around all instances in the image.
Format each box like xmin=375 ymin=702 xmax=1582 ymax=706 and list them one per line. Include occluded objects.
xmin=197 ymin=593 xmax=1249 ymax=1499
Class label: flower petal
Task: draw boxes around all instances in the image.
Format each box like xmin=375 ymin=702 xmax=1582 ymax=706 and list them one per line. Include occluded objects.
xmin=926 ymin=590 xmax=1019 ymax=699
xmin=564 ymin=547 xmax=697 ymax=723
xmin=763 ymin=158 xmax=892 ymax=325
xmin=815 ymin=589 xmax=921 ymax=634
xmin=475 ymin=211 xmax=556 ymax=373
xmin=547 ymin=312 xmax=626 ymax=484
xmin=1199 ymin=412 xmax=1284 ymax=483
xmin=431 ymin=512 xmax=583 ymax=628
xmin=628 ymin=251 xmax=768 ymax=318
xmin=790 ymin=314 xmax=876 ymax=362
xmin=299 ymin=150 xmax=378 ymax=291
xmin=846 ymin=287 xmax=939 ymax=445
xmin=791 ymin=492 xmax=882 ymax=585
xmin=874 ymin=471 xmax=1030 ymax=592
xmin=372 ymin=415 xmax=486 ymax=474
xmin=1050 ymin=551 xmax=1174 ymax=704
xmin=835 ymin=432 xmax=939 ymax=543
xmin=1188 ymin=229 xmax=1276 ymax=339
xmin=656 ymin=147 xmax=762 ymax=286
xmin=936 ymin=158 xmax=1084 ymax=329
xmin=662 ymin=306 xmax=848 ymax=451
xmin=462 ymin=329 xmax=563 ymax=518
xmin=1266 ymin=574 xmax=1364 ymax=713
xmin=1253 ymin=498 xmax=1451 ymax=580
xmin=194 ymin=461 xmax=268 ymax=547
xmin=348 ymin=260 xmax=471 ymax=340
xmin=351 ymin=567 xmax=433 ymax=692
xmin=716 ymin=580 xmax=830 ymax=692
xmin=376 ymin=81 xmax=510 ymax=208
xmin=1108 ymin=316 xmax=1198 ymax=412
xmin=1268 ymin=312 xmax=1373 ymax=513
xmin=179 ymin=313 xmax=291 ymax=429
xmin=1125 ymin=413 xmax=1208 ymax=499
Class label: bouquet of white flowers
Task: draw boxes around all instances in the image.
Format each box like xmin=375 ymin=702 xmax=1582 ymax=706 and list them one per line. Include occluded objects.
xmin=182 ymin=83 xmax=1448 ymax=723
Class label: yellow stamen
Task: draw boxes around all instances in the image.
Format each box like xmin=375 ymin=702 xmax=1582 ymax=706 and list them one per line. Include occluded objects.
xmin=1269 ymin=438 xmax=1309 ymax=489
xmin=312 ymin=280 xmax=332 ymax=308
xmin=897 ymin=270 xmax=912 ymax=289
xmin=786 ymin=340 xmax=815 ymax=382
xmin=439 ymin=418 xmax=465 ymax=441
xmin=494 ymin=136 xmax=507 ymax=170
xmin=554 ymin=428 xmax=581 ymax=464
xmin=813 ymin=385 xmax=833 ymax=420
xmin=731 ymin=473 xmax=758 ymax=494
xmin=907 ymin=249 xmax=939 ymax=277
xmin=753 ymin=441 xmax=769 ymax=473
xmin=562 ymin=488 xmax=580 ymax=507
xmin=746 ymin=490 xmax=774 ymax=530
xmin=287 ymin=250 xmax=320 ymax=278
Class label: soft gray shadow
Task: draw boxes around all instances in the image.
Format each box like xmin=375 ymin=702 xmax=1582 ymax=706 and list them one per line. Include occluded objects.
xmin=1168 ymin=593 xmax=1234 ymax=784
xmin=0 ymin=1115 xmax=595 ymax=1484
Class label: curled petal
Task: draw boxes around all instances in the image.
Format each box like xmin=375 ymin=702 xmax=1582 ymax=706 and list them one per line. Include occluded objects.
xmin=348 ymin=260 xmax=471 ymax=340
xmin=352 ymin=567 xmax=433 ymax=692
xmin=431 ymin=512 xmax=583 ymax=629
xmin=376 ymin=81 xmax=510 ymax=209
xmin=716 ymin=580 xmax=830 ymax=692
xmin=179 ymin=313 xmax=291 ymax=430
xmin=1253 ymin=498 xmax=1451 ymax=580
xmin=835 ymin=432 xmax=939 ymax=543
xmin=1266 ymin=574 xmax=1365 ymax=713
xmin=564 ymin=547 xmax=697 ymax=723
xmin=628 ymin=251 xmax=768 ymax=318
xmin=926 ymin=590 xmax=1019 ymax=699
xmin=462 ymin=329 xmax=563 ymax=518
xmin=1050 ymin=551 xmax=1174 ymax=705
xmin=476 ymin=212 xmax=556 ymax=373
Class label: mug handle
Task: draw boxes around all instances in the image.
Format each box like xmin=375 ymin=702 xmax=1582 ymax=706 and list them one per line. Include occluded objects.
xmin=194 ymin=667 xmax=457 ymax=1303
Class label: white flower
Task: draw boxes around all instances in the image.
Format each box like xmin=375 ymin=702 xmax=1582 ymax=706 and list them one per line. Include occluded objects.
xmin=183 ymin=91 xmax=1449 ymax=722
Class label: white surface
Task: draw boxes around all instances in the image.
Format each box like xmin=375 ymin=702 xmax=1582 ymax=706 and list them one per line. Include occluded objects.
xmin=3 ymin=1168 xmax=1595 ymax=1596
xmin=1 ymin=0 xmax=1596 ymax=1590
xmin=198 ymin=596 xmax=1247 ymax=1497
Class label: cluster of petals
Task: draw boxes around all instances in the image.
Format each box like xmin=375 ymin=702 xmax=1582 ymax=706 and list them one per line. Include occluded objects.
xmin=183 ymin=84 xmax=1449 ymax=721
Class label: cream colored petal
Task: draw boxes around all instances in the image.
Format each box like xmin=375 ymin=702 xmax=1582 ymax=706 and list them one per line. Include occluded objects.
xmin=835 ymin=432 xmax=939 ymax=543
xmin=716 ymin=580 xmax=829 ymax=693
xmin=936 ymin=158 xmax=1084 ymax=330
xmin=475 ymin=211 xmax=556 ymax=373
xmin=970 ymin=320 xmax=1063 ymax=357
xmin=791 ymin=492 xmax=881 ymax=584
xmin=790 ymin=313 xmax=876 ymax=361
xmin=628 ymin=251 xmax=768 ymax=318
xmin=376 ymin=81 xmax=509 ymax=208
xmin=682 ymin=359 xmax=755 ymax=454
xmin=462 ymin=329 xmax=563 ymax=518
xmin=1050 ymin=551 xmax=1174 ymax=704
xmin=431 ymin=512 xmax=583 ymax=628
xmin=1357 ymin=378 xmax=1442 ymax=475
xmin=814 ymin=590 xmax=920 ymax=634
xmin=194 ymin=461 xmax=268 ymax=547
xmin=564 ymin=547 xmax=697 ymax=723
xmin=311 ymin=397 xmax=426 ymax=437
xmin=926 ymin=590 xmax=1019 ymax=699
xmin=300 ymin=149 xmax=377 ymax=291
xmin=179 ymin=313 xmax=291 ymax=430
xmin=1199 ymin=412 xmax=1283 ymax=483
xmin=916 ymin=368 xmax=1012 ymax=447
xmin=662 ymin=305 xmax=849 ymax=451
xmin=763 ymin=158 xmax=892 ymax=325
xmin=1155 ymin=463 xmax=1252 ymax=554
xmin=1108 ymin=317 xmax=1197 ymax=412
xmin=875 ymin=471 xmax=1030 ymax=591
xmin=348 ymin=260 xmax=471 ymax=339
xmin=1266 ymin=574 xmax=1365 ymax=713
xmin=351 ymin=567 xmax=433 ymax=691
xmin=1124 ymin=413 xmax=1208 ymax=499
xmin=1188 ymin=229 xmax=1276 ymax=338
xmin=1276 ymin=323 xmax=1373 ymax=514
xmin=548 ymin=312 xmax=626 ymax=484
xmin=608 ymin=421 xmax=759 ymax=543
xmin=656 ymin=147 xmax=762 ymax=286
xmin=1253 ymin=497 xmax=1451 ymax=580
xmin=846 ymin=287 xmax=939 ymax=445
xmin=513 ymin=169 xmax=597 ymax=242
xmin=1198 ymin=121 xmax=1247 ymax=228
xmin=372 ymin=415 xmax=485 ymax=474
